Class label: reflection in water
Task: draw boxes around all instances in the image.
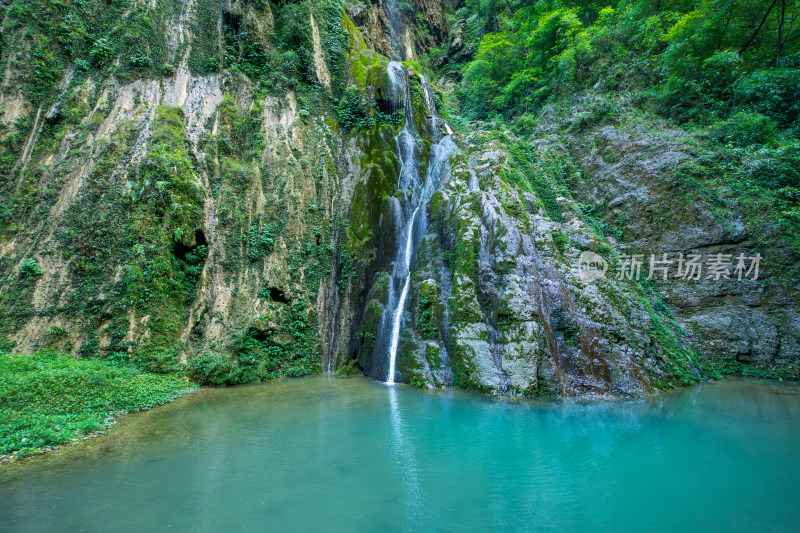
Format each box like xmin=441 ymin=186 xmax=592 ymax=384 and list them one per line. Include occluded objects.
xmin=388 ymin=384 xmax=427 ymax=527
xmin=1 ymin=377 xmax=799 ymax=532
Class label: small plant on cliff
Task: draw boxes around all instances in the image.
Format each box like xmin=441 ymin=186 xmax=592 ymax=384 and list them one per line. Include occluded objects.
xmin=247 ymin=223 xmax=274 ymax=262
xmin=417 ymin=281 xmax=440 ymax=340
xmin=19 ymin=258 xmax=43 ymax=278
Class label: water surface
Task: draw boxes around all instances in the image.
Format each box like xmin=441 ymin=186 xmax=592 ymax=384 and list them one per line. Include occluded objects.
xmin=1 ymin=377 xmax=799 ymax=532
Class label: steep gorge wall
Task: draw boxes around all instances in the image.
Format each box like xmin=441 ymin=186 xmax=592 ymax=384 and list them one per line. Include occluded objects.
xmin=0 ymin=0 xmax=797 ymax=396
xmin=0 ymin=0 xmax=461 ymax=382
xmin=0 ymin=0 xmax=362 ymax=379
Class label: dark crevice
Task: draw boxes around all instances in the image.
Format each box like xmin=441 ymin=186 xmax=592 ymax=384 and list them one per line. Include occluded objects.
xmin=375 ymin=91 xmax=404 ymax=115
xmin=45 ymin=111 xmax=64 ymax=127
xmin=249 ymin=328 xmax=271 ymax=342
xmin=173 ymin=230 xmax=207 ymax=261
xmin=265 ymin=287 xmax=290 ymax=304
xmin=222 ymin=11 xmax=242 ymax=35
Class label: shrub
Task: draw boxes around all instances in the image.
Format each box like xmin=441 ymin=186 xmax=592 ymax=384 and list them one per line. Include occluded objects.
xmin=247 ymin=223 xmax=274 ymax=262
xmin=134 ymin=348 xmax=181 ymax=374
xmin=187 ymin=352 xmax=235 ymax=386
xmin=711 ymin=112 xmax=778 ymax=147
xmin=89 ymin=37 xmax=115 ymax=66
xmin=19 ymin=258 xmax=43 ymax=277
xmin=747 ymin=141 xmax=800 ymax=189
xmin=734 ymin=65 xmax=800 ymax=128
xmin=417 ymin=281 xmax=440 ymax=340
xmin=337 ymin=86 xmax=373 ymax=131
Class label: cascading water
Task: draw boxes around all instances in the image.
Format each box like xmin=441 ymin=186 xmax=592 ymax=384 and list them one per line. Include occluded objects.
xmin=379 ymin=61 xmax=456 ymax=385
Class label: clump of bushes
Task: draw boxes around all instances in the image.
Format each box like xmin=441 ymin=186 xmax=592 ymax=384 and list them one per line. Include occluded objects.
xmin=337 ymin=86 xmax=375 ymax=132
xmin=247 ymin=223 xmax=274 ymax=262
xmin=188 ymin=305 xmax=321 ymax=385
xmin=711 ymin=112 xmax=778 ymax=147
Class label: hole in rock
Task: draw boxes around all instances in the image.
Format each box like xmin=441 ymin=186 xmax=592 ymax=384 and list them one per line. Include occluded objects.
xmin=222 ymin=11 xmax=241 ymax=34
xmin=250 ymin=328 xmax=271 ymax=342
xmin=265 ymin=287 xmax=290 ymax=304
xmin=173 ymin=230 xmax=208 ymax=261
xmin=375 ymin=95 xmax=404 ymax=115
xmin=45 ymin=111 xmax=64 ymax=127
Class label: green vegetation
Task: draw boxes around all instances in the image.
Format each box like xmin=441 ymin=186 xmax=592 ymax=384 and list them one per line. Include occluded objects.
xmin=3 ymin=0 xmax=186 ymax=103
xmin=134 ymin=106 xmax=204 ymax=239
xmin=119 ymin=106 xmax=207 ymax=371
xmin=189 ymin=0 xmax=347 ymax=95
xmin=0 ymin=352 xmax=196 ymax=459
xmin=337 ymin=85 xmax=403 ymax=132
xmin=456 ymin=0 xmax=799 ymax=124
xmin=18 ymin=259 xmax=43 ymax=278
xmin=449 ymin=0 xmax=800 ymax=260
xmin=247 ymin=222 xmax=274 ymax=262
xmin=337 ymin=85 xmax=376 ymax=131
xmin=188 ymin=304 xmax=321 ymax=385
xmin=416 ymin=280 xmax=441 ymax=340
xmin=0 ymin=0 xmax=797 ymax=403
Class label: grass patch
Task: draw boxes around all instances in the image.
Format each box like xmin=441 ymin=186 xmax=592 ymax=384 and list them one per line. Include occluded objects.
xmin=0 ymin=352 xmax=196 ymax=460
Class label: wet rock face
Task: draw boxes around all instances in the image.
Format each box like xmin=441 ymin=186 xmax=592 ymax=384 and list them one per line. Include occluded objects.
xmin=433 ymin=18 xmax=472 ymax=68
xmin=346 ymin=0 xmax=454 ymax=60
xmin=564 ymin=122 xmax=800 ymax=368
xmin=386 ymin=134 xmax=707 ymax=398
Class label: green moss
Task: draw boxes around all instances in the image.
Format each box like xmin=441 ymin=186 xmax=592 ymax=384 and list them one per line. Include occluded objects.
xmin=397 ymin=334 xmax=427 ymax=387
xmin=347 ymin=50 xmax=389 ymax=92
xmin=704 ymin=358 xmax=798 ymax=381
xmin=447 ymin=339 xmax=490 ymax=393
xmin=425 ymin=343 xmax=442 ymax=369
xmin=640 ymin=295 xmax=703 ymax=388
xmin=133 ymin=106 xmax=203 ymax=240
xmin=337 ymin=359 xmax=359 ymax=376
xmin=416 ymin=279 xmax=441 ymax=340
xmin=349 ymin=129 xmax=400 ymax=249
xmin=341 ymin=11 xmax=366 ymax=52
xmin=356 ymin=275 xmax=390 ymax=370
xmin=447 ymin=202 xmax=482 ymax=286
xmin=552 ymin=229 xmax=568 ymax=255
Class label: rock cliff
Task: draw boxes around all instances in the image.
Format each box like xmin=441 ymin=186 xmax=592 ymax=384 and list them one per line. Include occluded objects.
xmin=0 ymin=0 xmax=796 ymax=396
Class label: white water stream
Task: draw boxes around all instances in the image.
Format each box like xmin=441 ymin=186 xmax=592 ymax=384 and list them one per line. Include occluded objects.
xmin=383 ymin=61 xmax=455 ymax=384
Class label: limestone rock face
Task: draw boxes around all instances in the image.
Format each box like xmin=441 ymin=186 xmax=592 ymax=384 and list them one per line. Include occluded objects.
xmin=382 ymin=134 xmax=702 ymax=397
xmin=563 ymin=119 xmax=800 ymax=369
xmin=0 ymin=0 xmax=355 ymax=378
xmin=346 ymin=0 xmax=455 ymax=60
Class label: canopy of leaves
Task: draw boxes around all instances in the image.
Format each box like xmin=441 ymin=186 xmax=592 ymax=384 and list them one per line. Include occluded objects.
xmin=457 ymin=0 xmax=800 ymax=127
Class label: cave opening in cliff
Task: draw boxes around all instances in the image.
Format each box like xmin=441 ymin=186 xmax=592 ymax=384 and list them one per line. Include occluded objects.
xmin=265 ymin=287 xmax=290 ymax=304
xmin=376 ymin=88 xmax=404 ymax=115
xmin=173 ymin=230 xmax=208 ymax=262
xmin=222 ymin=11 xmax=242 ymax=36
xmin=45 ymin=111 xmax=64 ymax=128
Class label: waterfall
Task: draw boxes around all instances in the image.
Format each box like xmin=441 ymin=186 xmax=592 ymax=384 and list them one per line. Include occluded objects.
xmin=380 ymin=61 xmax=456 ymax=385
